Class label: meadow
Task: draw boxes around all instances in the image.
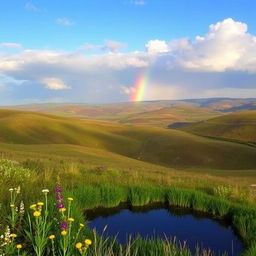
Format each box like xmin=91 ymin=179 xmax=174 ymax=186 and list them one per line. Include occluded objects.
xmin=1 ymin=108 xmax=256 ymax=255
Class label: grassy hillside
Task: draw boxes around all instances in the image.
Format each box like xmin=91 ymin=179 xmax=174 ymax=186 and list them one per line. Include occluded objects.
xmin=4 ymin=102 xmax=221 ymax=127
xmin=0 ymin=109 xmax=256 ymax=171
xmin=182 ymin=110 xmax=256 ymax=144
xmin=120 ymin=105 xmax=220 ymax=127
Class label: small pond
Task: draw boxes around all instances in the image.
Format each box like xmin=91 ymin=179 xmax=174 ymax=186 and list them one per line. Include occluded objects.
xmin=86 ymin=203 xmax=244 ymax=256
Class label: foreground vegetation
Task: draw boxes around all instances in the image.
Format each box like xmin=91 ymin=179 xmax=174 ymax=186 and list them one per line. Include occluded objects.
xmin=1 ymin=159 xmax=256 ymax=255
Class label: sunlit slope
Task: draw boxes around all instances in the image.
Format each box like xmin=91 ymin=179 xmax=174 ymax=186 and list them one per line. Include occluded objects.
xmin=182 ymin=111 xmax=256 ymax=143
xmin=120 ymin=106 xmax=221 ymax=127
xmin=5 ymin=102 xmax=221 ymax=127
xmin=0 ymin=109 xmax=256 ymax=170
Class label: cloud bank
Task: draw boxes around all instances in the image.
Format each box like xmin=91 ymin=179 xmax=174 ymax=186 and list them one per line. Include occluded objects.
xmin=1 ymin=18 xmax=256 ymax=104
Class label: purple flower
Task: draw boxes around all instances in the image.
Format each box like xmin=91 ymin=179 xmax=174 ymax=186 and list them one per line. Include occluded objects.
xmin=56 ymin=194 xmax=63 ymax=200
xmin=57 ymin=202 xmax=65 ymax=209
xmin=60 ymin=221 xmax=68 ymax=230
xmin=55 ymin=187 xmax=62 ymax=193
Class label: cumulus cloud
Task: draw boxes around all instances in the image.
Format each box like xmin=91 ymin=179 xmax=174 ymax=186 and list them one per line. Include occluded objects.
xmin=56 ymin=18 xmax=75 ymax=26
xmin=169 ymin=18 xmax=256 ymax=72
xmin=1 ymin=18 xmax=256 ymax=104
xmin=41 ymin=78 xmax=71 ymax=90
xmin=146 ymin=40 xmax=169 ymax=54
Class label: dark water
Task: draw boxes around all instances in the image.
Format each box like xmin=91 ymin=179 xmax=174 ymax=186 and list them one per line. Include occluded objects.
xmin=86 ymin=203 xmax=244 ymax=256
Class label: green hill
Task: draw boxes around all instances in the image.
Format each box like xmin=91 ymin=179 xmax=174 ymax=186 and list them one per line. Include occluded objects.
xmin=120 ymin=105 xmax=220 ymax=127
xmin=0 ymin=109 xmax=256 ymax=170
xmin=4 ymin=102 xmax=221 ymax=127
xmin=181 ymin=111 xmax=256 ymax=144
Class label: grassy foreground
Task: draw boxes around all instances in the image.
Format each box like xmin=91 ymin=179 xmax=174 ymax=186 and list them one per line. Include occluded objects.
xmin=1 ymin=159 xmax=256 ymax=255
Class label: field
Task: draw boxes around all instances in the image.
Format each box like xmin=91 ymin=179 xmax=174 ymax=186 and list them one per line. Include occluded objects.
xmin=1 ymin=107 xmax=256 ymax=255
xmin=182 ymin=111 xmax=256 ymax=144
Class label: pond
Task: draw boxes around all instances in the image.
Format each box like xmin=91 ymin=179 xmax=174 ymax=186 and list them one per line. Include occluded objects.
xmin=86 ymin=203 xmax=244 ymax=256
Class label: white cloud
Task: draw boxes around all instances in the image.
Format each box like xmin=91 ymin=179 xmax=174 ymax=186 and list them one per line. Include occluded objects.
xmin=146 ymin=40 xmax=168 ymax=54
xmin=0 ymin=42 xmax=22 ymax=49
xmin=41 ymin=78 xmax=71 ymax=90
xmin=25 ymin=2 xmax=39 ymax=11
xmin=79 ymin=40 xmax=126 ymax=53
xmin=121 ymin=86 xmax=135 ymax=95
xmin=56 ymin=18 xmax=75 ymax=26
xmin=1 ymin=18 xmax=256 ymax=103
xmin=169 ymin=18 xmax=256 ymax=72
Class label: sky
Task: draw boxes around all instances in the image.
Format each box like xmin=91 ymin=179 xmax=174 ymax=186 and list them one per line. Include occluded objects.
xmin=0 ymin=0 xmax=256 ymax=105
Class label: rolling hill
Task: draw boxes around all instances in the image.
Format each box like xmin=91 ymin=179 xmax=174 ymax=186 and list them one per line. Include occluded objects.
xmin=181 ymin=111 xmax=256 ymax=144
xmin=3 ymin=101 xmax=222 ymax=127
xmin=0 ymin=109 xmax=256 ymax=170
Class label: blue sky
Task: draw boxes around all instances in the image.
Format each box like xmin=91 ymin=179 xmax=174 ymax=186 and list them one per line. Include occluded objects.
xmin=0 ymin=0 xmax=256 ymax=104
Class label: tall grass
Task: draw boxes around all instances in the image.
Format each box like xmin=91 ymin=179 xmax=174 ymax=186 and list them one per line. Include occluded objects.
xmin=1 ymin=159 xmax=256 ymax=255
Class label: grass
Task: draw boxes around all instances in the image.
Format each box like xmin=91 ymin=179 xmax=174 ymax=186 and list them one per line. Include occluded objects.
xmin=0 ymin=109 xmax=256 ymax=171
xmin=1 ymin=109 xmax=256 ymax=255
xmin=1 ymin=173 xmax=256 ymax=255
xmin=182 ymin=111 xmax=256 ymax=143
xmin=4 ymin=101 xmax=222 ymax=127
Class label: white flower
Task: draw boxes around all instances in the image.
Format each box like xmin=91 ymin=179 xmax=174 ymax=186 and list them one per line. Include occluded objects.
xmin=19 ymin=201 xmax=25 ymax=216
xmin=42 ymin=189 xmax=49 ymax=193
xmin=14 ymin=186 xmax=20 ymax=194
xmin=8 ymin=188 xmax=13 ymax=192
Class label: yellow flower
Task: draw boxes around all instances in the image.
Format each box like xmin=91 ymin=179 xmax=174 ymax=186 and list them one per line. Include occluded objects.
xmin=16 ymin=244 xmax=22 ymax=249
xmin=49 ymin=235 xmax=55 ymax=240
xmin=75 ymin=242 xmax=83 ymax=249
xmin=10 ymin=233 xmax=17 ymax=238
xmin=61 ymin=230 xmax=68 ymax=236
xmin=37 ymin=202 xmax=44 ymax=206
xmin=59 ymin=208 xmax=66 ymax=212
xmin=79 ymin=223 xmax=85 ymax=227
xmin=33 ymin=211 xmax=41 ymax=217
xmin=68 ymin=197 xmax=74 ymax=201
xmin=10 ymin=204 xmax=15 ymax=208
xmin=68 ymin=217 xmax=75 ymax=222
xmin=84 ymin=239 xmax=92 ymax=246
xmin=30 ymin=204 xmax=37 ymax=210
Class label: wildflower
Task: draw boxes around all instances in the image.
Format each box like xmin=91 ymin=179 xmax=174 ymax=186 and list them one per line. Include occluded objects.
xmin=14 ymin=186 xmax=20 ymax=194
xmin=68 ymin=217 xmax=75 ymax=222
xmin=79 ymin=223 xmax=85 ymax=227
xmin=37 ymin=202 xmax=44 ymax=206
xmin=84 ymin=239 xmax=92 ymax=246
xmin=19 ymin=201 xmax=25 ymax=216
xmin=33 ymin=211 xmax=41 ymax=217
xmin=16 ymin=244 xmax=22 ymax=249
xmin=3 ymin=226 xmax=11 ymax=244
xmin=30 ymin=204 xmax=37 ymax=210
xmin=59 ymin=207 xmax=66 ymax=213
xmin=60 ymin=221 xmax=68 ymax=230
xmin=42 ymin=189 xmax=49 ymax=193
xmin=56 ymin=194 xmax=63 ymax=200
xmin=10 ymin=204 xmax=15 ymax=208
xmin=68 ymin=197 xmax=73 ymax=201
xmin=57 ymin=202 xmax=65 ymax=209
xmin=61 ymin=230 xmax=67 ymax=236
xmin=55 ymin=187 xmax=62 ymax=193
xmin=49 ymin=235 xmax=55 ymax=240
xmin=10 ymin=233 xmax=17 ymax=238
xmin=75 ymin=242 xmax=83 ymax=249
xmin=9 ymin=188 xmax=14 ymax=192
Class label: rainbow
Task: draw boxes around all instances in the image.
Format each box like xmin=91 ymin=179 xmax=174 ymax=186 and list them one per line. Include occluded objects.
xmin=130 ymin=72 xmax=148 ymax=102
